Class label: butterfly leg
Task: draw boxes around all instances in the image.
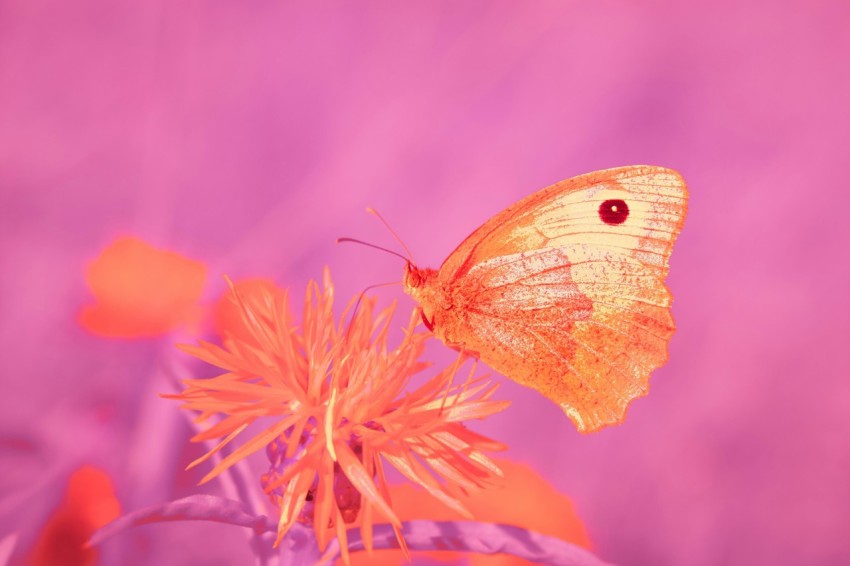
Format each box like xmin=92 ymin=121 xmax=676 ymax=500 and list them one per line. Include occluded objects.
xmin=443 ymin=340 xmax=480 ymax=357
xmin=419 ymin=308 xmax=435 ymax=332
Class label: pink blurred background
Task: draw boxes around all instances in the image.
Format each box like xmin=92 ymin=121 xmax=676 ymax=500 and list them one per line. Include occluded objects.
xmin=2 ymin=1 xmax=849 ymax=564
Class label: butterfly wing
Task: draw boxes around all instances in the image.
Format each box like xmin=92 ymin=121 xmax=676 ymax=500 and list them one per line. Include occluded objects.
xmin=436 ymin=166 xmax=687 ymax=432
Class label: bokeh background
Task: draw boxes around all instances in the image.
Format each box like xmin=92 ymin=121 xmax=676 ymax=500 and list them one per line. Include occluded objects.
xmin=2 ymin=1 xmax=849 ymax=565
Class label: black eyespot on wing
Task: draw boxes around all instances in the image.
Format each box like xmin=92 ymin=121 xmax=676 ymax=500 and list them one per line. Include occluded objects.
xmin=599 ymin=199 xmax=629 ymax=225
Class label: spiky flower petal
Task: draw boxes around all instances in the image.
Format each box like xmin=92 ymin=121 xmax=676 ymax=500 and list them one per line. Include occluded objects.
xmin=170 ymin=269 xmax=509 ymax=555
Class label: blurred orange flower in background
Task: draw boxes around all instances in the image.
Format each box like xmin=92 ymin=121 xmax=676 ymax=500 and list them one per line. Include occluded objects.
xmin=212 ymin=277 xmax=287 ymax=343
xmin=78 ymin=236 xmax=207 ymax=338
xmin=26 ymin=466 xmax=121 ymax=566
xmin=346 ymin=458 xmax=590 ymax=566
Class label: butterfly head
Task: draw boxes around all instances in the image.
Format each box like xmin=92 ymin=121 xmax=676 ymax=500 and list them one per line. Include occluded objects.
xmin=402 ymin=263 xmax=440 ymax=330
xmin=403 ymin=262 xmax=422 ymax=289
xmin=402 ymin=262 xmax=438 ymax=290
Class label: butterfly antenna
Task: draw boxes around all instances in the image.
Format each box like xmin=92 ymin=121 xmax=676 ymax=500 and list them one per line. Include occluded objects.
xmin=345 ymin=280 xmax=402 ymax=340
xmin=366 ymin=207 xmax=416 ymax=264
xmin=336 ymin=237 xmax=410 ymax=263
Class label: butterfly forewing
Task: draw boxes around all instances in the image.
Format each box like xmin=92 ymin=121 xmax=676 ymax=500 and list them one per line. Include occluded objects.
xmin=409 ymin=166 xmax=687 ymax=432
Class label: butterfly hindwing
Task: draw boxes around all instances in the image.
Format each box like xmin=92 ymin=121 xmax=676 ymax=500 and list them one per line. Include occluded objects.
xmin=449 ymin=247 xmax=675 ymax=432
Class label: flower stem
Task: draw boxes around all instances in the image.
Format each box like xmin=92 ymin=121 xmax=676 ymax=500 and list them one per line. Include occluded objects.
xmin=279 ymin=524 xmax=321 ymax=566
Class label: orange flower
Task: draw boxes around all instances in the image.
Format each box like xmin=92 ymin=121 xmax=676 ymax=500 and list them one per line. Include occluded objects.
xmin=79 ymin=236 xmax=207 ymax=338
xmin=212 ymin=278 xmax=286 ymax=343
xmin=346 ymin=458 xmax=591 ymax=566
xmin=27 ymin=466 xmax=121 ymax=566
xmin=171 ymin=269 xmax=510 ymax=560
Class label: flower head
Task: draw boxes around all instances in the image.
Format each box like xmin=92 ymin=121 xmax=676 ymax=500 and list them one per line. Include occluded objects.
xmin=171 ymin=269 xmax=509 ymax=558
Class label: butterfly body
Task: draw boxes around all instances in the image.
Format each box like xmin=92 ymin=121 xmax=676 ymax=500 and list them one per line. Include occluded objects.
xmin=402 ymin=166 xmax=688 ymax=433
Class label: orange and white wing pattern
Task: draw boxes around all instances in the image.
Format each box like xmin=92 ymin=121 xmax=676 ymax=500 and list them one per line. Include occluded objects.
xmin=438 ymin=166 xmax=688 ymax=432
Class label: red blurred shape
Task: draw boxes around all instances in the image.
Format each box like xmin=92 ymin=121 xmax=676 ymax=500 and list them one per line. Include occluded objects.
xmin=347 ymin=458 xmax=591 ymax=565
xmin=212 ymin=277 xmax=288 ymax=343
xmin=27 ymin=466 xmax=121 ymax=566
xmin=79 ymin=236 xmax=207 ymax=338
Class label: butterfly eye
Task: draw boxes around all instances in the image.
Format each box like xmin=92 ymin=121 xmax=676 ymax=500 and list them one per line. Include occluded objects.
xmin=599 ymin=199 xmax=629 ymax=225
xmin=406 ymin=267 xmax=422 ymax=288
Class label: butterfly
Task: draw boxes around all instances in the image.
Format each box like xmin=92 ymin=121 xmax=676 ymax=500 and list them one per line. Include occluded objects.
xmin=402 ymin=165 xmax=688 ymax=433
